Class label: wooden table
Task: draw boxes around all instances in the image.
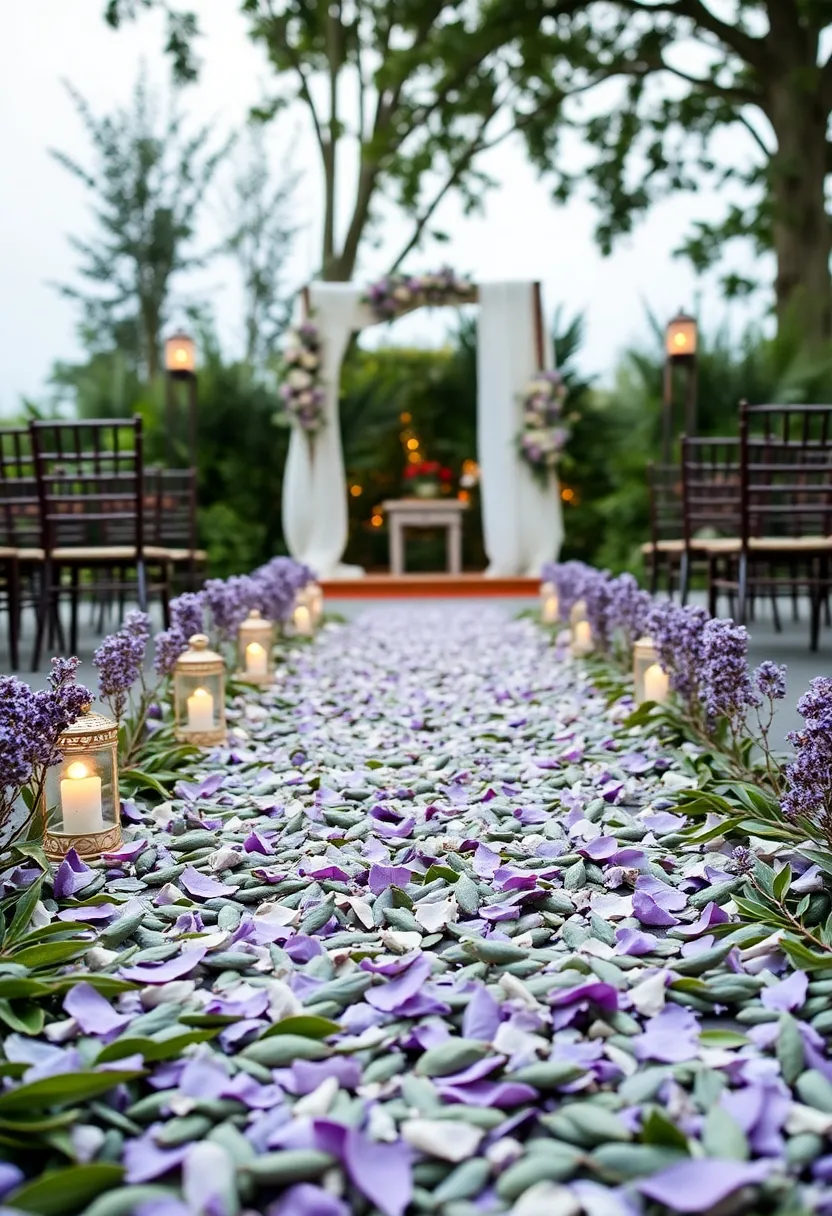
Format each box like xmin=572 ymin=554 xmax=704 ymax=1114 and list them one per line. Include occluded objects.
xmin=382 ymin=498 xmax=469 ymax=575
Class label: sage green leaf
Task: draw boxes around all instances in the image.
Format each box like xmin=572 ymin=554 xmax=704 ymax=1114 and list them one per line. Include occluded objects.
xmin=702 ymin=1105 xmax=749 ymax=1160
xmin=415 ymin=1039 xmax=490 ymax=1077
xmin=7 ymin=1163 xmax=124 ymax=1215
xmin=777 ymin=1014 xmax=805 ymax=1085
xmin=261 ymin=1015 xmax=341 ymax=1040
xmin=0 ymin=1071 xmax=142 ymax=1114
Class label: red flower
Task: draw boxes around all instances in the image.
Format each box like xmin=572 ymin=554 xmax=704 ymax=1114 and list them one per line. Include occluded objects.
xmin=439 ymin=467 xmax=453 ymax=483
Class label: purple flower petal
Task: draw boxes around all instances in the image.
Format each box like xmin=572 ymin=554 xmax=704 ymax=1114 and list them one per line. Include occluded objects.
xmin=632 ymin=891 xmax=680 ymax=926
xmin=101 ymin=838 xmax=150 ymax=862
xmin=760 ymin=969 xmax=808 ymax=1012
xmin=175 ymin=772 xmax=225 ymax=801
xmin=343 ymin=1128 xmax=412 ymax=1216
xmin=120 ymin=948 xmax=206 ymax=983
xmin=244 ymin=831 xmax=273 ymax=856
xmin=675 ymin=901 xmax=730 ymax=937
xmin=614 ymin=927 xmax=658 ymax=956
xmin=63 ymin=982 xmax=131 ymax=1035
xmin=638 ymin=1159 xmax=772 ymax=1212
xmin=268 ymin=1186 xmax=349 ymax=1216
xmin=366 ymin=955 xmax=432 ymax=1012
xmin=369 ymin=864 xmax=412 ymax=894
xmin=53 ymin=849 xmax=95 ymax=899
xmin=180 ymin=867 xmax=234 ymax=900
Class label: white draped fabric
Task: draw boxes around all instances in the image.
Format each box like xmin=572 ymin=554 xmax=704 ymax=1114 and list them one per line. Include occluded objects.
xmin=282 ymin=278 xmax=564 ymax=579
xmin=282 ymin=283 xmax=371 ymax=578
xmin=476 ymin=282 xmax=564 ymax=576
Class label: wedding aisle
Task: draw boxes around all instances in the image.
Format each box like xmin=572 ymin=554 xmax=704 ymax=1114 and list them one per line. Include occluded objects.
xmin=7 ymin=606 xmax=832 ymax=1216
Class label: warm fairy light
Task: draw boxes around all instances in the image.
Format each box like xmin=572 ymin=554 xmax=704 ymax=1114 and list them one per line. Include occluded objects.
xmin=408 ymin=451 xmax=421 ymax=464
xmin=458 ymin=489 xmax=470 ymax=503
xmin=561 ymin=487 xmax=575 ymax=502
xmin=407 ymin=438 xmax=419 ymax=451
xmin=350 ymin=484 xmax=362 ymax=497
xmin=66 ymin=761 xmax=91 ymax=781
xmin=400 ymin=411 xmax=412 ymax=424
xmin=371 ymin=513 xmax=383 ymax=527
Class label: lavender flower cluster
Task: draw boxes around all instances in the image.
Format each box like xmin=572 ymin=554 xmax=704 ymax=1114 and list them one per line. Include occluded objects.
xmin=278 ymin=321 xmax=325 ymax=435
xmin=542 ymin=561 xmax=786 ymax=731
xmin=0 ymin=657 xmax=91 ymax=828
xmin=93 ymin=610 xmax=150 ymax=722
xmin=782 ymin=677 xmax=832 ymax=836
xmin=363 ymin=268 xmax=476 ymax=322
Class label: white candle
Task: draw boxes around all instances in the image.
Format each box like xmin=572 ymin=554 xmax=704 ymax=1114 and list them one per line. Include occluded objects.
xmin=187 ymin=686 xmax=214 ymax=730
xmin=644 ymin=662 xmax=669 ymax=704
xmin=542 ymin=593 xmax=559 ymax=624
xmin=294 ymin=605 xmax=312 ymax=636
xmin=60 ymin=760 xmax=104 ymax=835
xmin=246 ymin=642 xmax=268 ymax=677
xmin=572 ymin=620 xmax=593 ymax=655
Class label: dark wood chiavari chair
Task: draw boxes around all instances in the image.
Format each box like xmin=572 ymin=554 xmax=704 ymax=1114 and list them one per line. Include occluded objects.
xmin=145 ymin=467 xmax=207 ymax=593
xmin=641 ymin=462 xmax=684 ymax=596
xmin=679 ymin=435 xmax=743 ymax=613
xmin=709 ymin=403 xmax=832 ymax=650
xmin=0 ymin=427 xmax=47 ymax=670
xmin=29 ymin=417 xmax=171 ymax=667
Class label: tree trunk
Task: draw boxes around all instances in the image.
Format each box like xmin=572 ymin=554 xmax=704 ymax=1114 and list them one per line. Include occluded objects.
xmin=767 ymin=77 xmax=831 ymax=344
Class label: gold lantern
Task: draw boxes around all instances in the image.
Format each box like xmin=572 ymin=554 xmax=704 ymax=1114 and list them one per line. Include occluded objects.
xmin=633 ymin=636 xmax=670 ymax=705
xmin=41 ymin=708 xmax=121 ymax=860
xmin=665 ymin=311 xmax=697 ymax=361
xmin=237 ymin=609 xmax=275 ymax=685
xmin=164 ymin=331 xmax=196 ymax=377
xmin=540 ymin=580 xmax=559 ymax=625
xmin=174 ymin=634 xmax=226 ymax=746
xmin=569 ymin=599 xmax=593 ymax=657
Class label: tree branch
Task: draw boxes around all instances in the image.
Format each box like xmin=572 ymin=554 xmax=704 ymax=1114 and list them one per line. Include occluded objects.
xmin=604 ymin=0 xmax=768 ymax=69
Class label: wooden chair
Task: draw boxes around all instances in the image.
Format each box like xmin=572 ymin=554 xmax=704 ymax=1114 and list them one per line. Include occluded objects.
xmin=679 ymin=436 xmax=743 ymax=611
xmin=145 ymin=467 xmax=207 ymax=593
xmin=641 ymin=462 xmax=684 ymax=595
xmin=0 ymin=427 xmax=46 ymax=670
xmin=29 ymin=417 xmax=171 ymax=667
xmin=711 ymin=403 xmax=832 ymax=650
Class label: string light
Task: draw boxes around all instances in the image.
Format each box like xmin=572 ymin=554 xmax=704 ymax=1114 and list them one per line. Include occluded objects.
xmin=350 ymin=484 xmax=362 ymax=497
xmin=406 ymin=438 xmax=419 ymax=451
xmin=371 ymin=513 xmax=383 ymax=527
xmin=400 ymin=411 xmax=412 ymax=424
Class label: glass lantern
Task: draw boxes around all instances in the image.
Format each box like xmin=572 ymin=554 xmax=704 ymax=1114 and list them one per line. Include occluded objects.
xmin=307 ymin=582 xmax=324 ymax=626
xmin=292 ymin=595 xmax=314 ymax=638
xmin=540 ymin=580 xmax=560 ymax=625
xmin=237 ymin=609 xmax=275 ymax=685
xmin=633 ymin=636 xmax=670 ymax=705
xmin=174 ymin=634 xmax=227 ymax=746
xmin=41 ymin=708 xmax=121 ymax=860
xmin=569 ymin=599 xmax=594 ymax=656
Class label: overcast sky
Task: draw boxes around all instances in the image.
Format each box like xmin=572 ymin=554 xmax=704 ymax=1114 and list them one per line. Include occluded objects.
xmin=1 ymin=0 xmax=768 ymax=415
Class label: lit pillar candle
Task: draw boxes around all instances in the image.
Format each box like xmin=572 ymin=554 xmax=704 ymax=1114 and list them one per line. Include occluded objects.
xmin=572 ymin=620 xmax=593 ymax=655
xmin=294 ymin=605 xmax=313 ymax=636
xmin=644 ymin=662 xmax=669 ymax=704
xmin=187 ymin=687 xmax=214 ymax=730
xmin=60 ymin=760 xmax=104 ymax=835
xmin=245 ymin=642 xmax=268 ymax=678
xmin=542 ymin=593 xmax=559 ymax=625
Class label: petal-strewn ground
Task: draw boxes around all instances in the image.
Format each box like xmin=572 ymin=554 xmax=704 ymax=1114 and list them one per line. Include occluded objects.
xmin=9 ymin=607 xmax=832 ymax=1215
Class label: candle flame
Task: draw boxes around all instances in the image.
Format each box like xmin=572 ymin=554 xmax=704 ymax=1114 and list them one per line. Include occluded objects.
xmin=247 ymin=642 xmax=265 ymax=657
xmin=192 ymin=687 xmax=211 ymax=699
xmin=66 ymin=760 xmax=91 ymax=780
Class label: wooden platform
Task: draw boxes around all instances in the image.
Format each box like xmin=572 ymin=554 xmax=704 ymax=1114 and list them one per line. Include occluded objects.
xmin=321 ymin=573 xmax=539 ymax=598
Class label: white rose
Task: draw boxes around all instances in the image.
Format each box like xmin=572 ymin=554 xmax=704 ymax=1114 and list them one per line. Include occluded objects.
xmin=393 ymin=286 xmax=412 ymax=303
xmin=284 ymin=347 xmax=302 ymax=364
xmin=287 ymin=369 xmax=313 ymax=390
xmin=300 ymin=352 xmax=319 ymax=370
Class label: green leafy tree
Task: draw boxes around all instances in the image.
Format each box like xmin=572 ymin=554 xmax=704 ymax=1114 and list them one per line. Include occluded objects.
xmin=51 ymin=73 xmax=231 ymax=379
xmin=516 ymin=0 xmax=832 ymax=341
xmin=104 ymin=0 xmax=567 ymax=282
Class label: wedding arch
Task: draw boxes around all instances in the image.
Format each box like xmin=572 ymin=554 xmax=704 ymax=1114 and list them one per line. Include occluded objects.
xmin=280 ymin=275 xmax=565 ymax=579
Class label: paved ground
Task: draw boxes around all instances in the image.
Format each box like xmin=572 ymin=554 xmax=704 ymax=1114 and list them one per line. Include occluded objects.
xmin=2 ymin=593 xmax=828 ymax=743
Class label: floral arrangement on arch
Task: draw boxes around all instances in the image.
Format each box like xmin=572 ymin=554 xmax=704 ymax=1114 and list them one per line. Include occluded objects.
xmin=517 ymin=369 xmax=570 ymax=484
xmin=364 ymin=268 xmax=476 ymax=323
xmin=278 ymin=320 xmax=325 ymax=436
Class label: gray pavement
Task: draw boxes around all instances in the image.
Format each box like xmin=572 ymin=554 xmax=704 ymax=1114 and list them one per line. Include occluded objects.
xmin=2 ymin=593 xmax=828 ymax=747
